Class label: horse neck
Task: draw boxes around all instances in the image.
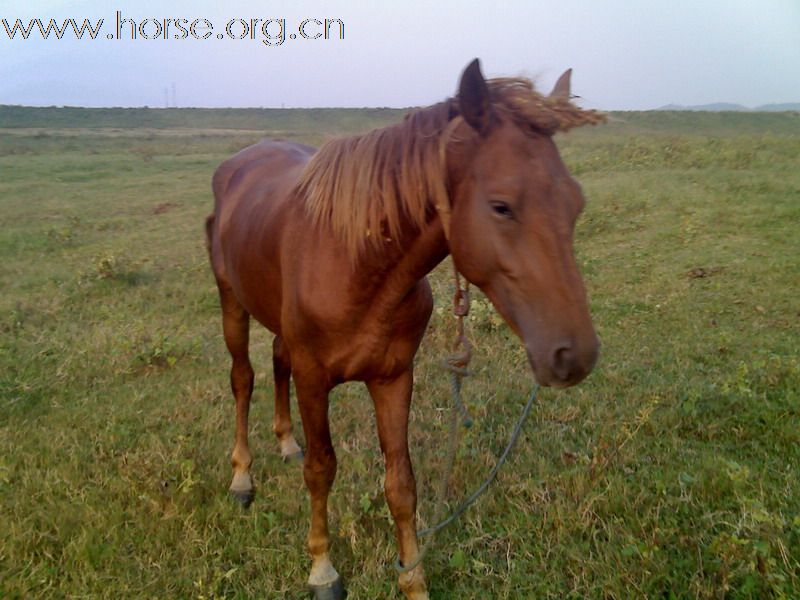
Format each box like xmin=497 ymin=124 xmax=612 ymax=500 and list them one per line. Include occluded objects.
xmin=355 ymin=211 xmax=450 ymax=318
xmin=351 ymin=115 xmax=472 ymax=314
xmin=395 ymin=212 xmax=450 ymax=281
xmin=362 ymin=135 xmax=474 ymax=305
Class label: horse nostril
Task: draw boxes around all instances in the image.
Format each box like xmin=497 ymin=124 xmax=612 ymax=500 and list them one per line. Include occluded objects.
xmin=552 ymin=345 xmax=575 ymax=382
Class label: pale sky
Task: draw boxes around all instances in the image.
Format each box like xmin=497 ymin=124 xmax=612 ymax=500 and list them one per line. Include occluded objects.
xmin=1 ymin=0 xmax=798 ymax=110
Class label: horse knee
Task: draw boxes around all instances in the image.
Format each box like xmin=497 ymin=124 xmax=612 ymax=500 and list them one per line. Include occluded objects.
xmin=384 ymin=454 xmax=416 ymax=519
xmin=305 ymin=449 xmax=336 ymax=476
xmin=272 ymin=336 xmax=291 ymax=378
xmin=304 ymin=448 xmax=337 ymax=490
xmin=230 ymin=360 xmax=254 ymax=397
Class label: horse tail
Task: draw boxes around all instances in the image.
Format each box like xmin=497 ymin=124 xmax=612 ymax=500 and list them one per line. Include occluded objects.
xmin=208 ymin=159 xmax=236 ymax=257
xmin=204 ymin=213 xmax=215 ymax=255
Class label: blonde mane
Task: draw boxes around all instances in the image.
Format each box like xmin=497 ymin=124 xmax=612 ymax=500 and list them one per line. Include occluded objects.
xmin=296 ymin=77 xmax=605 ymax=260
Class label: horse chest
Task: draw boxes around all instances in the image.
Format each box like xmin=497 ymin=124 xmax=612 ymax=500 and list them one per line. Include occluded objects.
xmin=286 ymin=285 xmax=432 ymax=383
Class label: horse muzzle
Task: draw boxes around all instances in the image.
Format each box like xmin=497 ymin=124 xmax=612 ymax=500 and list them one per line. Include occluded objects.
xmin=526 ymin=334 xmax=599 ymax=388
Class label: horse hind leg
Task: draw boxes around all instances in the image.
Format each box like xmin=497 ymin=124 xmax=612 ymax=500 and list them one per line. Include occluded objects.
xmin=216 ymin=280 xmax=256 ymax=507
xmin=272 ymin=336 xmax=303 ymax=462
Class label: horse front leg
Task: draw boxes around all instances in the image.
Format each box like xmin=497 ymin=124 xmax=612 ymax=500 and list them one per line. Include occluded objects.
xmin=367 ymin=371 xmax=429 ymax=600
xmin=294 ymin=373 xmax=343 ymax=599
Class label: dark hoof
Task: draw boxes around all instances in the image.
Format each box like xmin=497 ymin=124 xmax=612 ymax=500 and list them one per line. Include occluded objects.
xmin=229 ymin=488 xmax=255 ymax=508
xmin=283 ymin=449 xmax=305 ymax=464
xmin=309 ymin=576 xmax=346 ymax=600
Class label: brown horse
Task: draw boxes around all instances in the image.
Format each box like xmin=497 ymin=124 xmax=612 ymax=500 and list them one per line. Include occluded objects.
xmin=206 ymin=59 xmax=602 ymax=599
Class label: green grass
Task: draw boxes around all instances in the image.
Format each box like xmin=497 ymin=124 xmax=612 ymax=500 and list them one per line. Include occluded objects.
xmin=1 ymin=108 xmax=798 ymax=599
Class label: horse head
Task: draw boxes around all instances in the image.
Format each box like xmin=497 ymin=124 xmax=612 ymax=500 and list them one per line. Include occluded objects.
xmin=445 ymin=59 xmax=600 ymax=388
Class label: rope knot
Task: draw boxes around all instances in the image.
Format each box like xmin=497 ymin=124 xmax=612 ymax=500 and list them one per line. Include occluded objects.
xmin=453 ymin=286 xmax=470 ymax=317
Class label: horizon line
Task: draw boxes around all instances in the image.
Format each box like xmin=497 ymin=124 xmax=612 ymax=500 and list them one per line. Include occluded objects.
xmin=2 ymin=102 xmax=799 ymax=113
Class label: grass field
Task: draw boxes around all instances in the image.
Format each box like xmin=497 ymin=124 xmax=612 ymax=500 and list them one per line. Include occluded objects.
xmin=1 ymin=106 xmax=798 ymax=599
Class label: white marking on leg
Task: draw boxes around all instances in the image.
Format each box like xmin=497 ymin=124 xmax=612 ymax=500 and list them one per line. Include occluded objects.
xmin=280 ymin=435 xmax=303 ymax=458
xmin=229 ymin=471 xmax=252 ymax=493
xmin=399 ymin=564 xmax=429 ymax=600
xmin=308 ymin=553 xmax=339 ymax=587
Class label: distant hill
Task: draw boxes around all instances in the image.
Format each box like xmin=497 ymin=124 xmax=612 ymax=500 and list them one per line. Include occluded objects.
xmin=658 ymin=102 xmax=800 ymax=112
xmin=756 ymin=103 xmax=800 ymax=112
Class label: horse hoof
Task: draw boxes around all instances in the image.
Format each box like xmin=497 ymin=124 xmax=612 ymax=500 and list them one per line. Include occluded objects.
xmin=229 ymin=488 xmax=255 ymax=508
xmin=309 ymin=576 xmax=346 ymax=600
xmin=283 ymin=449 xmax=305 ymax=464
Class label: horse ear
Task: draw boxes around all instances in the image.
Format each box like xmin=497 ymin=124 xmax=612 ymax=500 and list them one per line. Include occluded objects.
xmin=458 ymin=58 xmax=492 ymax=134
xmin=549 ymin=68 xmax=572 ymax=99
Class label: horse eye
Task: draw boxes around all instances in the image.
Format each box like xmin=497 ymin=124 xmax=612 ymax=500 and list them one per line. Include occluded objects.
xmin=490 ymin=200 xmax=514 ymax=219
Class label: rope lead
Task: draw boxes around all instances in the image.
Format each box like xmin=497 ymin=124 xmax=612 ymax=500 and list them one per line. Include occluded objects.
xmin=395 ymin=371 xmax=540 ymax=574
xmin=396 ymin=260 xmax=540 ymax=574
